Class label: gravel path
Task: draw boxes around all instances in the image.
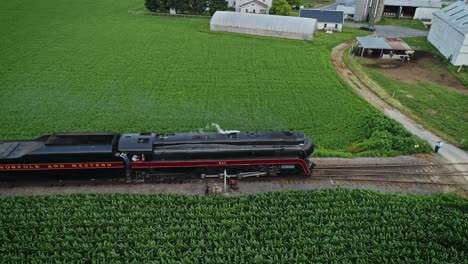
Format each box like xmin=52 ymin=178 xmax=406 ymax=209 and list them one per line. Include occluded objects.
xmin=345 ymin=22 xmax=429 ymax=38
xmin=331 ymin=42 xmax=468 ymax=186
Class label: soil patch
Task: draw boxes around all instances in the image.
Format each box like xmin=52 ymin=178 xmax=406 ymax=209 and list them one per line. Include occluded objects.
xmin=364 ymin=51 xmax=466 ymax=92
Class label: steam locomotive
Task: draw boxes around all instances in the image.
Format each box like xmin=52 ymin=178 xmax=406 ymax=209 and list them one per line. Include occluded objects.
xmin=0 ymin=131 xmax=314 ymax=182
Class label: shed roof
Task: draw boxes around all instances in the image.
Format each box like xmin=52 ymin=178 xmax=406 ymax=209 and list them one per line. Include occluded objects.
xmin=433 ymin=1 xmax=468 ymax=35
xmin=356 ymin=37 xmax=413 ymax=50
xmin=299 ymin=9 xmax=344 ymax=23
xmin=384 ymin=0 xmax=441 ymax=8
xmin=210 ymin=11 xmax=317 ymax=35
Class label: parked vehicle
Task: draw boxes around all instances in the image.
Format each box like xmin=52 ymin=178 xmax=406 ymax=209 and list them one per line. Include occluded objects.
xmin=360 ymin=25 xmax=376 ymax=31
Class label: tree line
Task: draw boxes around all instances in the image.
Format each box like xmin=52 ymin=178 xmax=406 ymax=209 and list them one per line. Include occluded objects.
xmin=145 ymin=0 xmax=228 ymax=15
xmin=145 ymin=0 xmax=303 ymax=16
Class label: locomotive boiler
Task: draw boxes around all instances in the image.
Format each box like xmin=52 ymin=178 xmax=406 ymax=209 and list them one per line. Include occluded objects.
xmin=0 ymin=131 xmax=315 ymax=182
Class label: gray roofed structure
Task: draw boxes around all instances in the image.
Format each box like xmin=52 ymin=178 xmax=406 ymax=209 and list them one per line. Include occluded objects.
xmin=239 ymin=0 xmax=269 ymax=8
xmin=210 ymin=11 xmax=318 ymax=41
xmin=299 ymin=9 xmax=345 ymax=23
xmin=356 ymin=37 xmax=391 ymax=49
xmin=433 ymin=1 xmax=468 ymax=34
xmin=428 ymin=2 xmax=468 ymax=66
xmin=384 ymin=0 xmax=441 ymax=8
xmin=356 ymin=37 xmax=413 ymax=50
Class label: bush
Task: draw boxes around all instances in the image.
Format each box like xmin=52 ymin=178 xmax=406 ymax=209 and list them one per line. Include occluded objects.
xmin=351 ymin=114 xmax=431 ymax=156
xmin=270 ymin=0 xmax=292 ymax=16
xmin=145 ymin=0 xmax=159 ymax=12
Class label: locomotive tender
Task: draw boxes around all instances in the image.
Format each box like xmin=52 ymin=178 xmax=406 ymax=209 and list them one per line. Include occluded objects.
xmin=0 ymin=131 xmax=314 ymax=182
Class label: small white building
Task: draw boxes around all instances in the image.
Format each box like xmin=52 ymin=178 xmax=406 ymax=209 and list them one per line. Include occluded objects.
xmin=413 ymin=7 xmax=439 ymax=21
xmin=337 ymin=5 xmax=356 ymax=20
xmin=299 ymin=9 xmax=344 ymax=32
xmin=428 ymin=2 xmax=468 ymax=66
xmin=226 ymin=0 xmax=272 ymax=14
xmin=210 ymin=11 xmax=318 ymax=41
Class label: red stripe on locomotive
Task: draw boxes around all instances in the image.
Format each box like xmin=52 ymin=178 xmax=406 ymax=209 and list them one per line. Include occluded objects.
xmin=131 ymin=159 xmax=311 ymax=175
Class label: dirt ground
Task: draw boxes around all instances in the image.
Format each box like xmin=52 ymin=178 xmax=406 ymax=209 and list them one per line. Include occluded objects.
xmin=363 ymin=51 xmax=466 ymax=91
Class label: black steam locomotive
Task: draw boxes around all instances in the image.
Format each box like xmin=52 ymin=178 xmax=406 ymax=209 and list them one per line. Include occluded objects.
xmin=0 ymin=131 xmax=314 ymax=182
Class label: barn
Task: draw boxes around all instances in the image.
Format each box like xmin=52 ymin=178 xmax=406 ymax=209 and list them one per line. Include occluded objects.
xmin=210 ymin=11 xmax=318 ymax=41
xmin=382 ymin=0 xmax=441 ymax=19
xmin=428 ymin=2 xmax=468 ymax=66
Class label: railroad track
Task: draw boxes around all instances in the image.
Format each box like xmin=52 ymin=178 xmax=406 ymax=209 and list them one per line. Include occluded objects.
xmin=1 ymin=162 xmax=467 ymax=188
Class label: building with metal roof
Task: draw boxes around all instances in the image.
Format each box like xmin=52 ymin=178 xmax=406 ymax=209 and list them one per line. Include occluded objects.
xmin=428 ymin=1 xmax=468 ymax=66
xmin=354 ymin=37 xmax=414 ymax=58
xmin=382 ymin=0 xmax=441 ymax=18
xmin=337 ymin=5 xmax=356 ymax=20
xmin=299 ymin=9 xmax=344 ymax=31
xmin=210 ymin=11 xmax=318 ymax=41
xmin=354 ymin=0 xmax=440 ymax=22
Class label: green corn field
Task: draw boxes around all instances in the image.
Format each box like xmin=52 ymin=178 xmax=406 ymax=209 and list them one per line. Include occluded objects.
xmin=0 ymin=189 xmax=466 ymax=262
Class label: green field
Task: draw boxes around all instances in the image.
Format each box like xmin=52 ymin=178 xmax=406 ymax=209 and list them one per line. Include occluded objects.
xmin=0 ymin=189 xmax=466 ymax=262
xmin=0 ymin=0 xmax=428 ymax=156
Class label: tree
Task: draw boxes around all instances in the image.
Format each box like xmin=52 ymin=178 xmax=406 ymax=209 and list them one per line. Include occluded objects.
xmin=269 ymin=0 xmax=291 ymax=16
xmin=167 ymin=0 xmax=189 ymax=14
xmin=188 ymin=0 xmax=208 ymax=14
xmin=286 ymin=0 xmax=303 ymax=8
xmin=145 ymin=0 xmax=160 ymax=12
xmin=208 ymin=0 xmax=228 ymax=16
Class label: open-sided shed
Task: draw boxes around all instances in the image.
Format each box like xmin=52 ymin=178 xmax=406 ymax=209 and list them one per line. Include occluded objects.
xmin=210 ymin=11 xmax=318 ymax=41
xmin=354 ymin=37 xmax=414 ymax=59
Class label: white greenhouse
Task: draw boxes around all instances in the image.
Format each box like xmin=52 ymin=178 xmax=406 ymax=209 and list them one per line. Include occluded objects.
xmin=428 ymin=2 xmax=468 ymax=66
xmin=210 ymin=11 xmax=318 ymax=41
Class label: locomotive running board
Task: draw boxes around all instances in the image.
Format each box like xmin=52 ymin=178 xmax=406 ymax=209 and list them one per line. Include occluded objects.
xmin=201 ymin=171 xmax=268 ymax=179
xmin=131 ymin=158 xmax=311 ymax=176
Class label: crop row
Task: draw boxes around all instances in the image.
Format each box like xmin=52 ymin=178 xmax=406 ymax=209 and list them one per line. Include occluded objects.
xmin=0 ymin=189 xmax=466 ymax=262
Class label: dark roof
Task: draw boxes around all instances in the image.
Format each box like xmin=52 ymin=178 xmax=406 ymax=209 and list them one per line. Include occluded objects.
xmin=299 ymin=9 xmax=344 ymax=23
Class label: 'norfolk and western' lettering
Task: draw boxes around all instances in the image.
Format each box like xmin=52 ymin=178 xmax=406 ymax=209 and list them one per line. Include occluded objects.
xmin=0 ymin=162 xmax=124 ymax=171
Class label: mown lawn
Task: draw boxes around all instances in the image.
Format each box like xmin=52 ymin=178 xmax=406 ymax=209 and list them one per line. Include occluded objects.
xmin=0 ymin=0 xmax=426 ymax=156
xmin=0 ymin=189 xmax=466 ymax=262
xmin=376 ymin=17 xmax=428 ymax=31
xmin=302 ymin=0 xmax=335 ymax=8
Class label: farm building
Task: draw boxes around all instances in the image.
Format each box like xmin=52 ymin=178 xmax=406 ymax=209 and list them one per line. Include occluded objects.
xmin=299 ymin=9 xmax=344 ymax=32
xmin=413 ymin=7 xmax=439 ymax=24
xmin=354 ymin=0 xmax=440 ymax=22
xmin=428 ymin=2 xmax=468 ymax=66
xmin=337 ymin=5 xmax=356 ymax=20
xmin=226 ymin=0 xmax=272 ymax=14
xmin=210 ymin=11 xmax=318 ymax=41
xmin=382 ymin=0 xmax=441 ymax=18
xmin=354 ymin=37 xmax=414 ymax=59
xmin=354 ymin=0 xmax=385 ymax=22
